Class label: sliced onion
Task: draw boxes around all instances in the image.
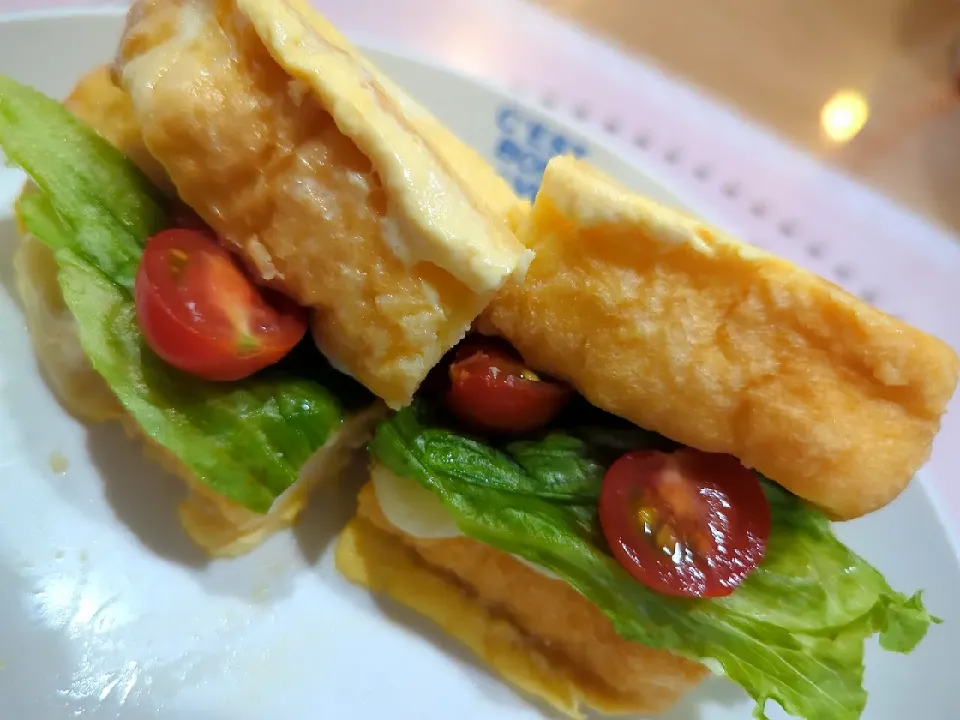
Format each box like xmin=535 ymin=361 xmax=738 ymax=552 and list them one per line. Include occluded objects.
xmin=371 ymin=464 xmax=462 ymax=539
xmin=371 ymin=464 xmax=562 ymax=580
xmin=510 ymin=554 xmax=562 ymax=582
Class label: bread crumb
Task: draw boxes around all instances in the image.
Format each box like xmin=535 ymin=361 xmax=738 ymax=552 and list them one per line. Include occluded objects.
xmin=48 ymin=451 xmax=68 ymax=475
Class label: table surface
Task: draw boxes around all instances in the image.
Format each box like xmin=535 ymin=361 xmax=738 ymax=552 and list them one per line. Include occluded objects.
xmin=535 ymin=0 xmax=960 ymax=238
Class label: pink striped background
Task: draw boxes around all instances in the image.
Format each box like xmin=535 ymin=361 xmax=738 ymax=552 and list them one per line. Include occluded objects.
xmin=1 ymin=0 xmax=126 ymax=9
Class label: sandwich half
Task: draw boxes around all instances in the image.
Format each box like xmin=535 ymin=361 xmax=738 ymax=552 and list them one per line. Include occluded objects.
xmin=10 ymin=66 xmax=383 ymax=557
xmin=113 ymin=0 xmax=532 ymax=408
xmin=1 ymin=0 xmax=530 ymax=555
xmin=337 ymin=157 xmax=959 ymax=718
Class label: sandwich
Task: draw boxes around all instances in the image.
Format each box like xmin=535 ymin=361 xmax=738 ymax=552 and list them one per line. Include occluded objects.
xmin=336 ymin=156 xmax=960 ymax=718
xmin=2 ymin=0 xmax=956 ymax=717
xmin=0 ymin=0 xmax=531 ymax=556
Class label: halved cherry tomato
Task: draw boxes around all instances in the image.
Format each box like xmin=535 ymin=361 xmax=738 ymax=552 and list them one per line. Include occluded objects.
xmin=599 ymin=449 xmax=770 ymax=598
xmin=134 ymin=229 xmax=307 ymax=381
xmin=444 ymin=338 xmax=572 ymax=435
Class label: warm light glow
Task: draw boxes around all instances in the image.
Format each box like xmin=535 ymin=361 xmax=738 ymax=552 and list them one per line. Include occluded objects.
xmin=820 ymin=89 xmax=870 ymax=143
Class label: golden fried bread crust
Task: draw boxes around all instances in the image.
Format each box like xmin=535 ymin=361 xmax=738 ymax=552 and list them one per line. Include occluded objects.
xmin=60 ymin=65 xmax=170 ymax=191
xmin=337 ymin=483 xmax=707 ymax=718
xmin=115 ymin=0 xmax=530 ymax=408
xmin=127 ymin=407 xmax=382 ymax=556
xmin=480 ymin=156 xmax=960 ymax=520
xmin=14 ymin=234 xmax=121 ymax=423
xmin=15 ymin=67 xmax=382 ymax=556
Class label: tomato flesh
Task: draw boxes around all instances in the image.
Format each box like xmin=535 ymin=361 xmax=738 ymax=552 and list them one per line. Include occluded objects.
xmin=599 ymin=449 xmax=770 ymax=598
xmin=134 ymin=229 xmax=307 ymax=381
xmin=444 ymin=338 xmax=572 ymax=435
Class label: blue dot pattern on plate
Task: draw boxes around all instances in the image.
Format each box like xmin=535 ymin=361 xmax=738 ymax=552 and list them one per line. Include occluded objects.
xmin=493 ymin=104 xmax=590 ymax=201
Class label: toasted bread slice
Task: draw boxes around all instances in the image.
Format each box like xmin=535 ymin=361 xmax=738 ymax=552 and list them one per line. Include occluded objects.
xmin=115 ymin=0 xmax=532 ymax=408
xmin=337 ymin=482 xmax=707 ymax=718
xmin=14 ymin=66 xmax=383 ymax=556
xmin=479 ymin=156 xmax=960 ymax=520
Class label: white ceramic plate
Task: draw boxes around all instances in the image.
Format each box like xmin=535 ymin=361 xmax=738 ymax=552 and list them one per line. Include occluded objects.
xmin=1 ymin=9 xmax=958 ymax=720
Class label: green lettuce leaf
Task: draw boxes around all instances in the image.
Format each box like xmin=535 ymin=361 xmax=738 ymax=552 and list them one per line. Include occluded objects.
xmin=371 ymin=403 xmax=938 ymax=720
xmin=507 ymin=422 xmax=676 ymax=502
xmin=0 ymin=74 xmax=167 ymax=289
xmin=1 ymin=74 xmax=370 ymax=512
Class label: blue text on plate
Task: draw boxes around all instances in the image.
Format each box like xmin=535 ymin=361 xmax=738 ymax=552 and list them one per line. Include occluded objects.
xmin=494 ymin=104 xmax=589 ymax=200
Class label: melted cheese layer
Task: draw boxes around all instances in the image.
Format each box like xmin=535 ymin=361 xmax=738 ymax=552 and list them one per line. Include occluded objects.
xmin=237 ymin=0 xmax=532 ymax=293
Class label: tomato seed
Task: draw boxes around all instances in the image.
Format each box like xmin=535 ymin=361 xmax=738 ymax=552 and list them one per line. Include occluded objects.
xmin=166 ymin=248 xmax=190 ymax=280
xmin=636 ymin=505 xmax=658 ymax=534
xmin=655 ymin=523 xmax=679 ymax=555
